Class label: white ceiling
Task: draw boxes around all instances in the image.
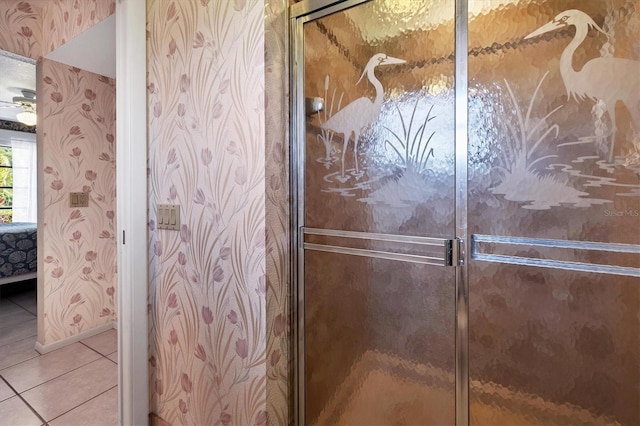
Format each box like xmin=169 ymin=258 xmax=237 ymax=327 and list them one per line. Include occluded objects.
xmin=0 ymin=13 xmax=115 ymax=123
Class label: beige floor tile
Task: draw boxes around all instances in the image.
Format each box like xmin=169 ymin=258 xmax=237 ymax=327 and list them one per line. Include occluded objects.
xmin=0 ymin=294 xmax=17 ymax=303
xmin=81 ymin=329 xmax=117 ymax=356
xmin=107 ymin=351 xmax=117 ymax=364
xmin=49 ymin=386 xmax=118 ymax=426
xmin=9 ymin=291 xmax=37 ymax=316
xmin=0 ymin=336 xmax=39 ymax=370
xmin=0 ymin=300 xmax=26 ymax=319
xmin=0 ymin=396 xmax=43 ymax=426
xmin=0 ymin=318 xmax=36 ymax=348
xmin=21 ymin=358 xmax=117 ymax=422
xmin=22 ymin=304 xmax=37 ymax=316
xmin=0 ymin=379 xmax=15 ymax=402
xmin=0 ymin=309 xmax=36 ymax=331
xmin=1 ymin=342 xmax=101 ymax=393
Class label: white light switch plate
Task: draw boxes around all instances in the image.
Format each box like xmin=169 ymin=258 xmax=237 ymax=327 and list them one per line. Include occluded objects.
xmin=157 ymin=204 xmax=180 ymax=230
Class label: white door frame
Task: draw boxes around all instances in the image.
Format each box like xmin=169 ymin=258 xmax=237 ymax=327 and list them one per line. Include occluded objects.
xmin=116 ymin=0 xmax=149 ymax=424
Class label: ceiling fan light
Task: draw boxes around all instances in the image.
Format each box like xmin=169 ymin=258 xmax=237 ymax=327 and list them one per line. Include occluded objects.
xmin=16 ymin=110 xmax=37 ymax=126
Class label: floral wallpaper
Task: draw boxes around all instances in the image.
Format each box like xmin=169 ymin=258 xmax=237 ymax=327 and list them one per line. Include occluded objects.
xmin=37 ymin=58 xmax=116 ymax=344
xmin=264 ymin=0 xmax=290 ymax=424
xmin=0 ymin=0 xmax=43 ymax=59
xmin=0 ymin=0 xmax=115 ymax=60
xmin=147 ymin=0 xmax=269 ymax=424
xmin=42 ymin=0 xmax=115 ymax=56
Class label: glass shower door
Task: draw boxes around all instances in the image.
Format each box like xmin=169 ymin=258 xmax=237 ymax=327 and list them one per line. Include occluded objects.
xmin=292 ymin=0 xmax=639 ymax=425
xmin=467 ymin=1 xmax=640 ymax=424
xmin=292 ymin=0 xmax=458 ymax=424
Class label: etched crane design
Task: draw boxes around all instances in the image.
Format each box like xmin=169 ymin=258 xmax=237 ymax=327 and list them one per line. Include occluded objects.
xmin=322 ymin=53 xmax=406 ymax=179
xmin=525 ymin=9 xmax=640 ymax=162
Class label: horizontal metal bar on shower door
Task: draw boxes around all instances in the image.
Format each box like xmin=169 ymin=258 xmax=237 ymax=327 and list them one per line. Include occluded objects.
xmin=302 ymin=227 xmax=460 ymax=266
xmin=303 ymin=242 xmax=447 ymax=266
xmin=473 ymin=234 xmax=640 ymax=254
xmin=473 ymin=253 xmax=640 ymax=277
xmin=303 ymin=227 xmax=446 ymax=246
xmin=472 ymin=234 xmax=640 ymax=277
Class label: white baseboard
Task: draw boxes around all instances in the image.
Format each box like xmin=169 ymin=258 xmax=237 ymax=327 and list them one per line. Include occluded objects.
xmin=35 ymin=321 xmax=117 ymax=354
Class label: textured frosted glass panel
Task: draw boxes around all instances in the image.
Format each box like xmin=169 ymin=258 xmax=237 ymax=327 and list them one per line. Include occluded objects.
xmin=301 ymin=2 xmax=457 ymax=421
xmin=303 ymin=0 xmax=455 ymax=238
xmin=468 ymin=0 xmax=640 ymax=243
xmin=468 ymin=1 xmax=640 ymax=424
xmin=305 ymin=251 xmax=455 ymax=425
xmin=469 ymin=263 xmax=639 ymax=425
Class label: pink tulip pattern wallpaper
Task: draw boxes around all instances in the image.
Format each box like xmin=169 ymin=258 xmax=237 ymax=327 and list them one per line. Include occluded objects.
xmin=37 ymin=58 xmax=117 ymax=344
xmin=147 ymin=0 xmax=284 ymax=424
xmin=0 ymin=0 xmax=42 ymax=59
xmin=42 ymin=0 xmax=115 ymax=56
xmin=0 ymin=0 xmax=115 ymax=60
xmin=265 ymin=0 xmax=290 ymax=424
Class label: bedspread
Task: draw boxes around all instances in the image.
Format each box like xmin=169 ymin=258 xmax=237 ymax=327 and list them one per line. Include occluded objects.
xmin=0 ymin=222 xmax=37 ymax=279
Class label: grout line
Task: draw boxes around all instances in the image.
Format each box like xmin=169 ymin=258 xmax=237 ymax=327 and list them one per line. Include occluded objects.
xmin=80 ymin=341 xmax=119 ymax=367
xmin=0 ymin=298 xmax=34 ymax=316
xmin=0 ymin=287 xmax=36 ymax=314
xmin=7 ymin=298 xmax=37 ymax=317
xmin=0 ymin=375 xmax=48 ymax=425
xmin=45 ymin=384 xmax=118 ymax=424
xmin=0 ymin=330 xmax=38 ymax=351
xmin=105 ymin=351 xmax=118 ymax=365
xmin=79 ymin=340 xmax=117 ymax=359
xmin=5 ymin=350 xmax=104 ymax=394
xmin=0 ymin=333 xmax=39 ymax=354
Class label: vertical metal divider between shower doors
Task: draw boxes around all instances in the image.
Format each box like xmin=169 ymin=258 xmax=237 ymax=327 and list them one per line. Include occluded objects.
xmin=290 ymin=0 xmax=470 ymax=425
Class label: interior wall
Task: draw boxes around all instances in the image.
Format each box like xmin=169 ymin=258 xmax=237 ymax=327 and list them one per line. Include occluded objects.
xmin=41 ymin=0 xmax=115 ymax=57
xmin=0 ymin=0 xmax=115 ymax=60
xmin=264 ymin=0 xmax=290 ymax=424
xmin=0 ymin=0 xmax=43 ymax=59
xmin=146 ymin=0 xmax=268 ymax=424
xmin=36 ymin=57 xmax=116 ymax=345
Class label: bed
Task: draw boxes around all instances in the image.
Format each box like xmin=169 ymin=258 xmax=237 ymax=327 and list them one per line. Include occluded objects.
xmin=0 ymin=222 xmax=37 ymax=285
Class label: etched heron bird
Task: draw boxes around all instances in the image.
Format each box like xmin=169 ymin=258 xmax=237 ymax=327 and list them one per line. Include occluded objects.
xmin=322 ymin=53 xmax=406 ymax=179
xmin=525 ymin=9 xmax=640 ymax=162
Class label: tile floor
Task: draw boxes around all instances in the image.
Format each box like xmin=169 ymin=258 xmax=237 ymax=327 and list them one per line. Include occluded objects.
xmin=0 ymin=287 xmax=118 ymax=425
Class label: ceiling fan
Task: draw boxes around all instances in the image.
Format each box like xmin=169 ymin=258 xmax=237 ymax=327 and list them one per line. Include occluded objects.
xmin=0 ymin=89 xmax=37 ymax=126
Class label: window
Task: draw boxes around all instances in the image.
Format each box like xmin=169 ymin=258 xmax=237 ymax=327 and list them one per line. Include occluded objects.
xmin=11 ymin=138 xmax=37 ymax=222
xmin=0 ymin=129 xmax=37 ymax=224
xmin=0 ymin=145 xmax=12 ymax=223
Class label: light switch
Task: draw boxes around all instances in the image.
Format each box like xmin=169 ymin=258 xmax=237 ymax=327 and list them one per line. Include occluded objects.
xmin=157 ymin=204 xmax=180 ymax=230
xmin=69 ymin=192 xmax=89 ymax=207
